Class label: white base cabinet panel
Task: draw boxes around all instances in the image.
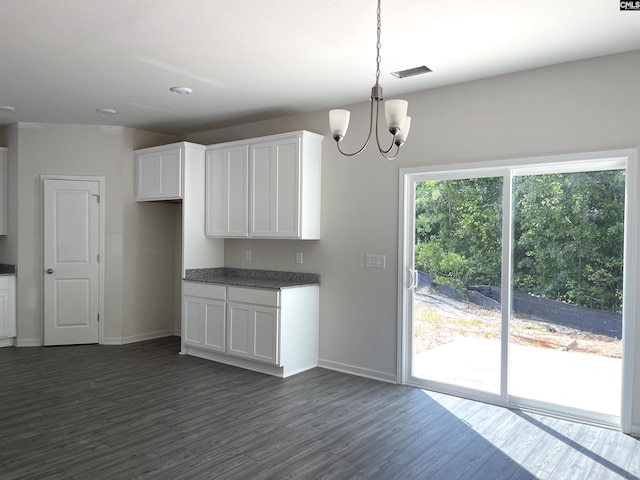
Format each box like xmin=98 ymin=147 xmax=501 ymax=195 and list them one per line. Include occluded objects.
xmin=0 ymin=276 xmax=16 ymax=347
xmin=181 ymin=281 xmax=319 ymax=377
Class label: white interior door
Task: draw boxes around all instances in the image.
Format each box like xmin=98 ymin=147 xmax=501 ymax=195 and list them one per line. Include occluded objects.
xmin=43 ymin=178 xmax=101 ymax=345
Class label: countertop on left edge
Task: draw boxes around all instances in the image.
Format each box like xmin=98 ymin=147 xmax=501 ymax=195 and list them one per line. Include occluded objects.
xmin=0 ymin=264 xmax=16 ymax=275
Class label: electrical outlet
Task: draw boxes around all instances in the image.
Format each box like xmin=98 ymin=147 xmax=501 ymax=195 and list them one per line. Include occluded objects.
xmin=365 ymin=253 xmax=386 ymax=268
xmin=245 ymin=249 xmax=252 ymax=261
xmin=296 ymin=252 xmax=303 ymax=264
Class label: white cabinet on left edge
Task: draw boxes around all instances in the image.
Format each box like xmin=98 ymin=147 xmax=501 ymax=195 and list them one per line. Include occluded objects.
xmin=135 ymin=142 xmax=205 ymax=201
xmin=181 ymin=281 xmax=319 ymax=378
xmin=0 ymin=276 xmax=16 ymax=347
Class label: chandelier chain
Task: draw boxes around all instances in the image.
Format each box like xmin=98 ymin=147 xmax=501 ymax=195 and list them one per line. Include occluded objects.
xmin=375 ymin=0 xmax=382 ymax=84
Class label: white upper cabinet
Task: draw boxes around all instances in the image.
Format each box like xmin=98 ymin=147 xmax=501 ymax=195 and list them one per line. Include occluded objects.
xmin=135 ymin=142 xmax=205 ymax=201
xmin=205 ymin=131 xmax=323 ymax=239
xmin=205 ymin=145 xmax=249 ymax=237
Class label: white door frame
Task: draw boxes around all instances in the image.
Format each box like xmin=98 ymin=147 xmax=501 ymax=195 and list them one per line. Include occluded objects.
xmin=398 ymin=149 xmax=637 ymax=434
xmin=42 ymin=175 xmax=106 ymax=344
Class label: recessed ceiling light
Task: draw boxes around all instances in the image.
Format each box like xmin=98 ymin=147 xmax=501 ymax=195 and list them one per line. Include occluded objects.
xmin=170 ymin=86 xmax=193 ymax=95
xmin=391 ymin=66 xmax=433 ymax=79
xmin=0 ymin=106 xmax=16 ymax=112
xmin=96 ymin=108 xmax=117 ymax=115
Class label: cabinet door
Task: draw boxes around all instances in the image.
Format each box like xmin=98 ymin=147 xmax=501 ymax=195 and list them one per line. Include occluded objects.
xmin=0 ymin=290 xmax=9 ymax=337
xmin=136 ymin=147 xmax=182 ymax=200
xmin=250 ymin=137 xmax=300 ymax=238
xmin=183 ymin=296 xmax=204 ymax=347
xmin=227 ymin=303 xmax=279 ymax=364
xmin=183 ymin=296 xmax=226 ymax=352
xmin=0 ymin=277 xmax=15 ymax=338
xmin=205 ymin=146 xmax=249 ymax=237
xmin=0 ymin=148 xmax=7 ymax=235
xmin=203 ymin=300 xmax=226 ymax=352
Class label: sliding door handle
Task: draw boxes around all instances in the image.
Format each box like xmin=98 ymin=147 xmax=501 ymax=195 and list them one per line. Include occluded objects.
xmin=407 ymin=269 xmax=417 ymax=290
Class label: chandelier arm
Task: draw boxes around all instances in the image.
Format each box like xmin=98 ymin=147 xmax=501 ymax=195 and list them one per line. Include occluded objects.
xmin=372 ymin=100 xmax=397 ymax=155
xmin=380 ymin=146 xmax=401 ymax=161
xmin=335 ymin=99 xmax=377 ymax=157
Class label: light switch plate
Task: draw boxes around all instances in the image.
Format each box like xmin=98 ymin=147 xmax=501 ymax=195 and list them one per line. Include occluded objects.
xmin=296 ymin=252 xmax=303 ymax=264
xmin=245 ymin=250 xmax=252 ymax=261
xmin=365 ymin=253 xmax=386 ymax=268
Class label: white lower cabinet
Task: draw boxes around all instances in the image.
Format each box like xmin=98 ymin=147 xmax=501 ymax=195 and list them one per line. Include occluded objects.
xmin=0 ymin=275 xmax=16 ymax=347
xmin=181 ymin=281 xmax=319 ymax=377
xmin=182 ymin=283 xmax=226 ymax=353
xmin=227 ymin=304 xmax=278 ymax=364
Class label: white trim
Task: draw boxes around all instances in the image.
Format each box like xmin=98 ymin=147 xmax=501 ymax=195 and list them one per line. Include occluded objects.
xmin=0 ymin=337 xmax=15 ymax=347
xmin=40 ymin=175 xmax=106 ymax=345
xmin=319 ymin=358 xmax=398 ymax=384
xmin=400 ymin=149 xmax=632 ymax=178
xmin=15 ymin=338 xmax=42 ymax=347
xmin=501 ymin=171 xmax=514 ymax=402
xmin=621 ymin=150 xmax=638 ymax=434
xmin=185 ymin=345 xmax=287 ymax=377
xmin=103 ymin=331 xmax=176 ymax=345
xmin=121 ymin=330 xmax=175 ymax=345
xmin=399 ymin=148 xmax=637 ymax=431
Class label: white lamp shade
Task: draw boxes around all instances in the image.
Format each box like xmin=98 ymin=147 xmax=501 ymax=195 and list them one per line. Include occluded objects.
xmin=395 ymin=116 xmax=411 ymax=143
xmin=329 ymin=109 xmax=350 ymax=137
xmin=384 ymin=99 xmax=408 ymax=130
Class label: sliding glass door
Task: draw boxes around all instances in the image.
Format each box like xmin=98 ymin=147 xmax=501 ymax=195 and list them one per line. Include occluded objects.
xmin=508 ymin=170 xmax=624 ymax=420
xmin=410 ymin=176 xmax=504 ymax=396
xmin=400 ymin=151 xmax=636 ymax=429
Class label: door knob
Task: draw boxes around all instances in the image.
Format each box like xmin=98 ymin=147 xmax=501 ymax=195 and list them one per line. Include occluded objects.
xmin=46 ymin=268 xmax=54 ymax=274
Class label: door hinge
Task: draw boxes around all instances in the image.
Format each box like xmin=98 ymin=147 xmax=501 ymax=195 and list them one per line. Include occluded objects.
xmin=97 ymin=313 xmax=100 ymax=322
xmin=93 ymin=194 xmax=100 ymax=203
xmin=97 ymin=254 xmax=100 ymax=263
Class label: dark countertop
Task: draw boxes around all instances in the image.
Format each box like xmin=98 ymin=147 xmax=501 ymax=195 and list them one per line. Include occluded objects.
xmin=0 ymin=264 xmax=16 ymax=275
xmin=184 ymin=267 xmax=320 ymax=290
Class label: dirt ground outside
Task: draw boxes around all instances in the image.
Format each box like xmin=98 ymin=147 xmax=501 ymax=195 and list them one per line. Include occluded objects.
xmin=413 ymin=287 xmax=622 ymax=359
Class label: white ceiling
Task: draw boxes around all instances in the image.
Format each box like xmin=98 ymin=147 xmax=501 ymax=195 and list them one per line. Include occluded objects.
xmin=1 ymin=0 xmax=639 ymax=135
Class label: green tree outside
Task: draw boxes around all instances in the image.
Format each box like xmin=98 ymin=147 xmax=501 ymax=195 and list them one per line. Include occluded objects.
xmin=414 ymin=170 xmax=625 ymax=312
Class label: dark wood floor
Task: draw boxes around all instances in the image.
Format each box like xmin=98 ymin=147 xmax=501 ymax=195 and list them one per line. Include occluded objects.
xmin=1 ymin=337 xmax=638 ymax=480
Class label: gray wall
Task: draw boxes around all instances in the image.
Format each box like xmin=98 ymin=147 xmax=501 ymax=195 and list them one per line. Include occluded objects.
xmin=186 ymin=50 xmax=640 ymax=423
xmin=0 ymin=123 xmax=179 ymax=344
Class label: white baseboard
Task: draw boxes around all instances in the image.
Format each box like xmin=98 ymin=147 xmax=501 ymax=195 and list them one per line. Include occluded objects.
xmin=183 ymin=345 xmax=286 ymax=377
xmin=630 ymin=424 xmax=640 ymax=438
xmin=16 ymin=338 xmax=42 ymax=347
xmin=107 ymin=330 xmax=175 ymax=345
xmin=318 ymin=358 xmax=398 ymax=384
xmin=0 ymin=337 xmax=16 ymax=347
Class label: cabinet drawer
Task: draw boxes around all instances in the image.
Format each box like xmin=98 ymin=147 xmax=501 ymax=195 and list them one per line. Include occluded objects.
xmin=183 ymin=282 xmax=226 ymax=300
xmin=228 ymin=287 xmax=279 ymax=307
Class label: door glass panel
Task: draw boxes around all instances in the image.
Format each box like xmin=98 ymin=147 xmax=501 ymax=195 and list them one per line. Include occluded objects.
xmin=412 ymin=177 xmax=503 ymax=394
xmin=509 ymin=170 xmax=624 ymax=416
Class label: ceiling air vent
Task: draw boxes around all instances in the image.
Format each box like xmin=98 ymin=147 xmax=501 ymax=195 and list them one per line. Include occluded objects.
xmin=391 ymin=65 xmax=432 ymax=79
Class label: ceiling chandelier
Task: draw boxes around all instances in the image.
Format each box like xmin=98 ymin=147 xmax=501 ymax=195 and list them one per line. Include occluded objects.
xmin=329 ymin=0 xmax=411 ymax=161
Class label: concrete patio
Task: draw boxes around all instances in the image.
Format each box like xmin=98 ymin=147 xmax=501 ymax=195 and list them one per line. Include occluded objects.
xmin=413 ymin=337 xmax=622 ymax=417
